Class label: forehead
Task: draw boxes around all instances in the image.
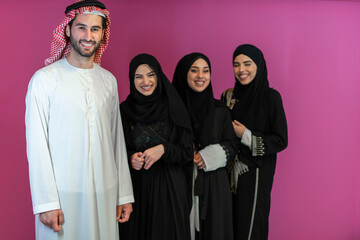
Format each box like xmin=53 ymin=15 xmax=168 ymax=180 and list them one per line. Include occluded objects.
xmin=73 ymin=13 xmax=103 ymax=26
xmin=191 ymin=58 xmax=209 ymax=68
xmin=234 ymin=54 xmax=253 ymax=62
xmin=135 ymin=64 xmax=153 ymax=74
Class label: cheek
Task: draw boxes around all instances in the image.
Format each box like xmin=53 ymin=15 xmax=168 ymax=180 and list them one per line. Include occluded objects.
xmin=233 ymin=68 xmax=239 ymax=75
xmin=187 ymin=74 xmax=194 ymax=86
xmin=134 ymin=80 xmax=141 ymax=90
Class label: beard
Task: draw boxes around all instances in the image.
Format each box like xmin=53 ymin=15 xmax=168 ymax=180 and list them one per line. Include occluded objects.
xmin=69 ymin=34 xmax=101 ymax=58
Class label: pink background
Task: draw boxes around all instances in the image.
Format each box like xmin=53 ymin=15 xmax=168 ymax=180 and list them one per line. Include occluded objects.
xmin=1 ymin=0 xmax=359 ymax=239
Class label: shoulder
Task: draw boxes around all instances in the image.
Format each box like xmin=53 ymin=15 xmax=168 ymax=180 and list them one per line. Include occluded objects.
xmin=28 ymin=60 xmax=66 ymax=93
xmin=268 ymin=88 xmax=284 ymax=103
xmin=214 ymin=99 xmax=231 ymax=113
xmin=94 ymin=64 xmax=117 ymax=87
xmin=221 ymin=88 xmax=234 ymax=98
xmin=95 ymin=64 xmax=116 ymax=79
xmin=33 ymin=60 xmax=65 ymax=77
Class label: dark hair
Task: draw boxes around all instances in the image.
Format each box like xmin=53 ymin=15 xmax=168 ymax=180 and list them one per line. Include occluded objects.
xmin=68 ymin=15 xmax=107 ymax=31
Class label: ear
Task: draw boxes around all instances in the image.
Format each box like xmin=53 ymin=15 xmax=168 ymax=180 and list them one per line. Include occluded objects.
xmin=65 ymin=25 xmax=70 ymax=37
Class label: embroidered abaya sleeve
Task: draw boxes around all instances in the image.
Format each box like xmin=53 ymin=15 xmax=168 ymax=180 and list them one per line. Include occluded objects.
xmin=251 ymin=89 xmax=288 ymax=156
xmin=199 ymin=106 xmax=238 ymax=171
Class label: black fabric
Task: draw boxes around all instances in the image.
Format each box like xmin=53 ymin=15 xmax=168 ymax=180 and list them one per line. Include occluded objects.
xmin=118 ymin=117 xmax=193 ymax=240
xmin=173 ymin=52 xmax=238 ymax=240
xmin=221 ymin=44 xmax=288 ymax=240
xmin=65 ymin=0 xmax=106 ymax=14
xmin=233 ymin=159 xmax=276 ymax=240
xmin=119 ymin=54 xmax=193 ymax=240
xmin=232 ymin=44 xmax=269 ymax=131
xmin=172 ymin=52 xmax=215 ymax=145
xmin=121 ymin=54 xmax=191 ymax=131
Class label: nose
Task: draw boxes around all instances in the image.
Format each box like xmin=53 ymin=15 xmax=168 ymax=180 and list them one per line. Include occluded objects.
xmin=143 ymin=77 xmax=150 ymax=85
xmin=198 ymin=71 xmax=204 ymax=79
xmin=83 ymin=29 xmax=93 ymax=40
xmin=239 ymin=64 xmax=245 ymax=72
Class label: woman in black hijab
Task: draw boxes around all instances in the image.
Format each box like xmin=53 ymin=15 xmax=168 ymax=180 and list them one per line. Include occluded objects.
xmin=221 ymin=44 xmax=288 ymax=240
xmin=173 ymin=52 xmax=237 ymax=240
xmin=119 ymin=54 xmax=193 ymax=240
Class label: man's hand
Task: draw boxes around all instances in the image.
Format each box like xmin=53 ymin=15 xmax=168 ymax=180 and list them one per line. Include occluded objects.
xmin=142 ymin=144 xmax=164 ymax=170
xmin=39 ymin=209 xmax=64 ymax=232
xmin=131 ymin=152 xmax=145 ymax=170
xmin=117 ymin=203 xmax=133 ymax=223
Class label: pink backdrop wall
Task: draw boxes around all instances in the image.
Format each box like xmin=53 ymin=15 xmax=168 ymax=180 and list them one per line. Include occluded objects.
xmin=1 ymin=0 xmax=359 ymax=239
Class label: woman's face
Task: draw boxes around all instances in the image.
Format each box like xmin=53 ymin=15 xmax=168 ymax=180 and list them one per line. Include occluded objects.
xmin=187 ymin=58 xmax=210 ymax=92
xmin=233 ymin=54 xmax=257 ymax=85
xmin=134 ymin=64 xmax=158 ymax=96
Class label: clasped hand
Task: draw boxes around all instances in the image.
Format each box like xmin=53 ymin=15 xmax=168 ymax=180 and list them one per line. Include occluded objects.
xmin=232 ymin=120 xmax=246 ymax=138
xmin=131 ymin=144 xmax=164 ymax=170
xmin=194 ymin=152 xmax=206 ymax=169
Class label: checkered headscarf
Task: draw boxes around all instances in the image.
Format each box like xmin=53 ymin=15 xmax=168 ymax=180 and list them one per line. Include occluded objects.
xmin=44 ymin=0 xmax=111 ymax=66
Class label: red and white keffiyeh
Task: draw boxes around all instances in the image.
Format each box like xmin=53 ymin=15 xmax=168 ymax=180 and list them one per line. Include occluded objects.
xmin=44 ymin=0 xmax=111 ymax=66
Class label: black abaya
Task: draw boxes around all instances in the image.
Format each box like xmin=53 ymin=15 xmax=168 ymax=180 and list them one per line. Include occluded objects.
xmin=173 ymin=52 xmax=237 ymax=240
xmin=119 ymin=54 xmax=193 ymax=240
xmin=222 ymin=44 xmax=288 ymax=240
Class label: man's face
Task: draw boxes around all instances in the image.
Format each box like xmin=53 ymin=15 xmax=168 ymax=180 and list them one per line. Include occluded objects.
xmin=66 ymin=13 xmax=104 ymax=58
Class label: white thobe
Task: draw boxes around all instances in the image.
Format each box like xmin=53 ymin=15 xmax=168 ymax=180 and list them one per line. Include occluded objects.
xmin=25 ymin=59 xmax=134 ymax=240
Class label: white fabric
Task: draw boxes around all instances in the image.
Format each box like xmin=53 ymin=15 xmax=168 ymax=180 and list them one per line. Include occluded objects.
xmin=25 ymin=59 xmax=134 ymax=240
xmin=189 ymin=166 xmax=199 ymax=240
xmin=241 ymin=128 xmax=252 ymax=150
xmin=199 ymin=144 xmax=227 ymax=172
xmin=190 ymin=144 xmax=227 ymax=239
xmin=83 ymin=10 xmax=106 ymax=18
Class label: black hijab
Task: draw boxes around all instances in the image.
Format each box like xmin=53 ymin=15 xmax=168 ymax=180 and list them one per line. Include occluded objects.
xmin=172 ymin=52 xmax=215 ymax=144
xmin=231 ymin=44 xmax=270 ymax=131
xmin=121 ymin=53 xmax=191 ymax=131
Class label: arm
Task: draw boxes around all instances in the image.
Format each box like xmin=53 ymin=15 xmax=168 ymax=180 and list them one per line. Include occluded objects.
xmin=112 ymin=87 xmax=134 ymax=208
xmin=161 ymin=126 xmax=194 ymax=166
xmin=198 ymin=144 xmax=227 ymax=172
xmin=141 ymin=125 xmax=194 ymax=169
xmin=253 ymin=89 xmax=288 ymax=155
xmin=238 ymin=90 xmax=288 ymax=156
xmin=25 ymin=72 xmax=63 ymax=231
xmin=199 ymin=107 xmax=238 ymax=172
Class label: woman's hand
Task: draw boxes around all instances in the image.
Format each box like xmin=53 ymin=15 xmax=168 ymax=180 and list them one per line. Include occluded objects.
xmin=232 ymin=120 xmax=246 ymax=138
xmin=194 ymin=152 xmax=206 ymax=169
xmin=143 ymin=144 xmax=164 ymax=170
xmin=131 ymin=152 xmax=145 ymax=170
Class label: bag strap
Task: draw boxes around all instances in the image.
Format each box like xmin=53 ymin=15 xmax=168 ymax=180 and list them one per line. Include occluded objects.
xmin=223 ymin=88 xmax=237 ymax=110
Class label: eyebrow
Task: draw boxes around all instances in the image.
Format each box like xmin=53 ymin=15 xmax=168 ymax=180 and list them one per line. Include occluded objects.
xmin=233 ymin=61 xmax=252 ymax=64
xmin=75 ymin=23 xmax=102 ymax=29
xmin=135 ymin=71 xmax=155 ymax=76
xmin=190 ymin=66 xmax=209 ymax=69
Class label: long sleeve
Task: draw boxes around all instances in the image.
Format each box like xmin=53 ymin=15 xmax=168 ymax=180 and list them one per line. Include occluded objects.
xmin=251 ymin=89 xmax=288 ymax=156
xmin=25 ymin=71 xmax=60 ymax=214
xmin=199 ymin=144 xmax=227 ymax=172
xmin=112 ymin=87 xmax=134 ymax=206
xmin=219 ymin=107 xmax=238 ymax=166
xmin=162 ymin=126 xmax=193 ymax=166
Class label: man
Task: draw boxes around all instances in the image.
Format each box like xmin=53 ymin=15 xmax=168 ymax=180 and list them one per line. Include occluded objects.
xmin=25 ymin=1 xmax=134 ymax=239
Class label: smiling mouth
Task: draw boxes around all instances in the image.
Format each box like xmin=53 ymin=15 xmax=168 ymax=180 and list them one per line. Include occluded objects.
xmin=239 ymin=74 xmax=248 ymax=79
xmin=141 ymin=85 xmax=153 ymax=90
xmin=194 ymin=80 xmax=205 ymax=86
xmin=80 ymin=41 xmax=94 ymax=49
